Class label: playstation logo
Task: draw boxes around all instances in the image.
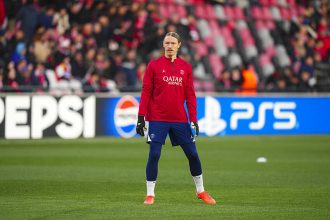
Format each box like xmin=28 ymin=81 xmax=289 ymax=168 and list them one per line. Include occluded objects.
xmin=198 ymin=96 xmax=227 ymax=136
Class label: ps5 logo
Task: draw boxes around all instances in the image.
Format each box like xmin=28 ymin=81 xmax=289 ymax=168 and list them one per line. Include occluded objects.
xmin=230 ymin=102 xmax=297 ymax=130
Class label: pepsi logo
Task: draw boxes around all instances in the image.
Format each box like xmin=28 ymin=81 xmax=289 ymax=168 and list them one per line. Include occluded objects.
xmin=114 ymin=95 xmax=139 ymax=138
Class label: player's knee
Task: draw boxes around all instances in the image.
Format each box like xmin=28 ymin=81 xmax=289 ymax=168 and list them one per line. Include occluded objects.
xmin=188 ymin=151 xmax=200 ymax=161
xmin=150 ymin=150 xmax=161 ymax=161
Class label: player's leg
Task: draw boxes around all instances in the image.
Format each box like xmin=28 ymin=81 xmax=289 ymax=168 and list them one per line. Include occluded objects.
xmin=169 ymin=122 xmax=216 ymax=204
xmin=181 ymin=142 xmax=216 ymax=204
xmin=180 ymin=142 xmax=203 ymax=191
xmin=169 ymin=122 xmax=203 ymax=178
xmin=146 ymin=142 xmax=162 ymax=191
xmin=144 ymin=141 xmax=162 ymax=204
xmin=144 ymin=122 xmax=168 ymax=204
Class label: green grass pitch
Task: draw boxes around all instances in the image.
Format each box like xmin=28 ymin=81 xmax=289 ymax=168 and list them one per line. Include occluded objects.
xmin=0 ymin=136 xmax=330 ymax=219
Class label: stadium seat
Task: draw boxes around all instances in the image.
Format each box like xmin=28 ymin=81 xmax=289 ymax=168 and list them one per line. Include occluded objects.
xmin=194 ymin=4 xmax=206 ymax=19
xmin=265 ymin=20 xmax=276 ymax=30
xmin=177 ymin=4 xmax=187 ymax=18
xmin=193 ymin=80 xmax=203 ymax=91
xmin=214 ymin=35 xmax=229 ymax=57
xmin=280 ymin=7 xmax=291 ymax=20
xmin=245 ymin=45 xmax=258 ymax=59
xmin=224 ymin=6 xmax=235 ymax=20
xmin=208 ymin=20 xmax=219 ymax=35
xmin=259 ymin=0 xmax=268 ymax=6
xmin=276 ymin=45 xmax=291 ymax=67
xmin=251 ymin=6 xmax=263 ymax=20
xmin=214 ymin=5 xmax=226 ymax=20
xmin=195 ymin=41 xmax=208 ymax=57
xmin=258 ymin=28 xmax=274 ymax=50
xmin=205 ymin=4 xmax=217 ymax=20
xmin=203 ymin=80 xmax=216 ymax=92
xmin=240 ymin=29 xmax=255 ymax=47
xmin=228 ymin=52 xmax=242 ymax=68
xmin=197 ymin=19 xmax=211 ymax=39
xmin=261 ymin=7 xmax=273 ymax=20
xmin=204 ymin=35 xmax=215 ymax=47
xmin=233 ymin=6 xmax=246 ymax=20
xmin=208 ymin=53 xmax=224 ymax=80
xmin=277 ymin=0 xmax=288 ymax=7
xmin=259 ymin=53 xmax=275 ymax=77
xmin=193 ymin=62 xmax=208 ymax=80
xmin=167 ymin=4 xmax=177 ymax=17
xmin=236 ymin=0 xmax=249 ymax=9
xmin=219 ymin=26 xmax=235 ymax=48
xmin=265 ymin=45 xmax=276 ymax=57
xmin=236 ymin=20 xmax=248 ymax=29
xmin=270 ymin=7 xmax=282 ymax=21
xmin=159 ymin=4 xmax=169 ymax=18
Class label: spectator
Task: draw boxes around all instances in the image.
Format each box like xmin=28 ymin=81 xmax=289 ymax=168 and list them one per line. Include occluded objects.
xmin=32 ymin=62 xmax=48 ymax=92
xmin=230 ymin=68 xmax=243 ymax=93
xmin=11 ymin=42 xmax=27 ymax=64
xmin=299 ymin=55 xmax=314 ymax=77
xmin=16 ymin=0 xmax=39 ymax=44
xmin=3 ymin=61 xmax=19 ymax=92
xmin=0 ymin=0 xmax=7 ymax=35
xmin=283 ymin=67 xmax=299 ymax=91
xmin=18 ymin=63 xmax=34 ymax=92
xmin=136 ymin=62 xmax=146 ymax=84
xmin=121 ymin=49 xmax=138 ymax=91
xmin=217 ymin=68 xmax=232 ymax=91
xmin=55 ymin=56 xmax=82 ymax=94
xmin=94 ymin=48 xmax=111 ymax=77
xmin=240 ymin=62 xmax=258 ymax=94
xmin=267 ymin=77 xmax=287 ymax=93
xmin=83 ymin=71 xmax=101 ymax=93
xmin=0 ymin=60 xmax=4 ymax=91
xmin=38 ymin=6 xmax=55 ymax=30
xmin=70 ymin=50 xmax=87 ymax=80
xmin=53 ymin=8 xmax=70 ymax=35
xmin=298 ymin=70 xmax=314 ymax=92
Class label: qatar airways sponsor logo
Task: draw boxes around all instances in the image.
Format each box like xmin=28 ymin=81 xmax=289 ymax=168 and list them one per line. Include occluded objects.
xmin=163 ymin=76 xmax=183 ymax=86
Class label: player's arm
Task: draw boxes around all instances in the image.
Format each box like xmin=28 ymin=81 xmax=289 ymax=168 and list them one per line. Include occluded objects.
xmin=184 ymin=64 xmax=199 ymax=136
xmin=136 ymin=61 xmax=154 ymax=136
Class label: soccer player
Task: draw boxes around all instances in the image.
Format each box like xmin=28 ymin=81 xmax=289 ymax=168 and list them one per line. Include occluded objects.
xmin=136 ymin=32 xmax=216 ymax=205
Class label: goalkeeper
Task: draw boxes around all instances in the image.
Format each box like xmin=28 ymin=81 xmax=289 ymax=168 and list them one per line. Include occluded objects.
xmin=136 ymin=32 xmax=216 ymax=205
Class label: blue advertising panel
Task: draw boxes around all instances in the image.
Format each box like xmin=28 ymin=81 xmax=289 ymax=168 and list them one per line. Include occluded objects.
xmin=197 ymin=96 xmax=330 ymax=136
xmin=96 ymin=95 xmax=139 ymax=138
xmin=3 ymin=95 xmax=327 ymax=139
xmin=96 ymin=95 xmax=330 ymax=138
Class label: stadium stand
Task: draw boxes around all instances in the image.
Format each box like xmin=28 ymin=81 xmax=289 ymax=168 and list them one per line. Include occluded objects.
xmin=0 ymin=0 xmax=329 ymax=93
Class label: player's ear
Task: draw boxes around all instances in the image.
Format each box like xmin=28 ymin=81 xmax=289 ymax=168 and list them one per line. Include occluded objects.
xmin=178 ymin=42 xmax=181 ymax=48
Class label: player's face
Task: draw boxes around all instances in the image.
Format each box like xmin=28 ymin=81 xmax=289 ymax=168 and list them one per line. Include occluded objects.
xmin=163 ymin=36 xmax=181 ymax=58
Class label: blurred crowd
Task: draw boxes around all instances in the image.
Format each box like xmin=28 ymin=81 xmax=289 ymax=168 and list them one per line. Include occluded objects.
xmin=263 ymin=0 xmax=330 ymax=93
xmin=0 ymin=0 xmax=329 ymax=94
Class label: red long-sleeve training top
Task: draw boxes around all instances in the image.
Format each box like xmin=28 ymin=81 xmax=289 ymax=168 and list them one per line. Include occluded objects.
xmin=138 ymin=55 xmax=197 ymax=123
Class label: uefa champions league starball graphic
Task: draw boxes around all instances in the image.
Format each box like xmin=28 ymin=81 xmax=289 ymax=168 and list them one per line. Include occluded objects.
xmin=114 ymin=95 xmax=139 ymax=138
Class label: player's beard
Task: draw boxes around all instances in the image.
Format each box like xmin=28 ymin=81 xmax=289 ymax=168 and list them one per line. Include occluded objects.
xmin=166 ymin=50 xmax=176 ymax=58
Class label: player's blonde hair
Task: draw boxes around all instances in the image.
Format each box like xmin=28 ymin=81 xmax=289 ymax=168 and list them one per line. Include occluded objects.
xmin=164 ymin=32 xmax=181 ymax=43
